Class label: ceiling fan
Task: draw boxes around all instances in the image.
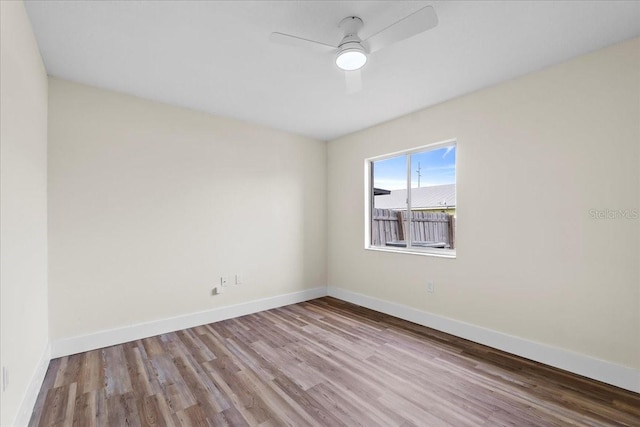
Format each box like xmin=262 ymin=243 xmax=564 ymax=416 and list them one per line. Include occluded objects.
xmin=269 ymin=6 xmax=438 ymax=94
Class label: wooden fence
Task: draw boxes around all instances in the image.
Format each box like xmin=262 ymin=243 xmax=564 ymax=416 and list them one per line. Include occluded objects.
xmin=371 ymin=209 xmax=455 ymax=249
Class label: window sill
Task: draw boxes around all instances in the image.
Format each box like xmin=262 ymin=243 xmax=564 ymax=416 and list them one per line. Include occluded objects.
xmin=365 ymin=245 xmax=456 ymax=259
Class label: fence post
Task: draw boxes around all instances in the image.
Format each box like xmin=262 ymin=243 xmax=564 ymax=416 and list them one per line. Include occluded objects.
xmin=448 ymin=214 xmax=455 ymax=249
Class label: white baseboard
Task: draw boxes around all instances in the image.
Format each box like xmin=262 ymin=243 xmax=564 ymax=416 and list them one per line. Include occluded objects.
xmin=13 ymin=341 xmax=51 ymax=427
xmin=48 ymin=284 xmax=640 ymax=394
xmin=52 ymin=287 xmax=327 ymax=358
xmin=327 ymin=286 xmax=640 ymax=393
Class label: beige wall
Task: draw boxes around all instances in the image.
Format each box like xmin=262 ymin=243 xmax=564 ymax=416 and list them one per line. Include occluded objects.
xmin=0 ymin=1 xmax=50 ymax=425
xmin=47 ymin=79 xmax=327 ymax=341
xmin=328 ymin=38 xmax=640 ymax=369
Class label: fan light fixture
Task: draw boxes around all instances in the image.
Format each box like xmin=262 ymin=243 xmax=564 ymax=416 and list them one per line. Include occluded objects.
xmin=335 ymin=43 xmax=367 ymax=71
xmin=270 ymin=6 xmax=439 ymax=92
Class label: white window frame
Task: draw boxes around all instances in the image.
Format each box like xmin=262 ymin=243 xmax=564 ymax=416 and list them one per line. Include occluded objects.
xmin=364 ymin=139 xmax=457 ymax=258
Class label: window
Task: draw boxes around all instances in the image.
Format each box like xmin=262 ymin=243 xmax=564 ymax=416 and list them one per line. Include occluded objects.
xmin=366 ymin=140 xmax=456 ymax=257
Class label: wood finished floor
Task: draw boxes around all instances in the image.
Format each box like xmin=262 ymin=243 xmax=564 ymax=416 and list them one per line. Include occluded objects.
xmin=30 ymin=297 xmax=640 ymax=427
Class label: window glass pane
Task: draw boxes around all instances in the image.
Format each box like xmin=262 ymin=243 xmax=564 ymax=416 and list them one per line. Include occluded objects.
xmin=371 ymin=155 xmax=406 ymax=247
xmin=409 ymin=146 xmax=456 ymax=249
xmin=368 ymin=143 xmax=457 ymax=253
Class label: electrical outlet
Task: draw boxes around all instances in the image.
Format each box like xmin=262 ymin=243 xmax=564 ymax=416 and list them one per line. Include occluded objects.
xmin=427 ymin=282 xmax=435 ymax=293
xmin=220 ymin=276 xmax=229 ymax=287
xmin=2 ymin=366 xmax=8 ymax=391
xmin=235 ymin=274 xmax=242 ymax=285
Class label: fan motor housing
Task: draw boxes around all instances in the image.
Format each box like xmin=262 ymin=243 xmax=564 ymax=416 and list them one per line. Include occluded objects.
xmin=337 ymin=16 xmax=367 ymax=56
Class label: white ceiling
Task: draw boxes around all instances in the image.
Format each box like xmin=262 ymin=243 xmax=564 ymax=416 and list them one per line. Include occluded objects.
xmin=24 ymin=1 xmax=640 ymax=141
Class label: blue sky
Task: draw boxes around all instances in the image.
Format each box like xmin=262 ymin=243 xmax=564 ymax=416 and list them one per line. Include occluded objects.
xmin=373 ymin=146 xmax=456 ymax=190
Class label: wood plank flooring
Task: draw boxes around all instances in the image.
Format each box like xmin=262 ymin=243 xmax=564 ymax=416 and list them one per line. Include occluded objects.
xmin=29 ymin=297 xmax=640 ymax=426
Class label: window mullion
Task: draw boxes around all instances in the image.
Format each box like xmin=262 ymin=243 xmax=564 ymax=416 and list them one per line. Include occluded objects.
xmin=406 ymin=154 xmax=412 ymax=249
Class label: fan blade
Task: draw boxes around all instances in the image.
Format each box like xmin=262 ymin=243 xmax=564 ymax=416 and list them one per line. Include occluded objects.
xmin=345 ymin=69 xmax=362 ymax=94
xmin=363 ymin=6 xmax=438 ymax=53
xmin=269 ymin=32 xmax=336 ymax=52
